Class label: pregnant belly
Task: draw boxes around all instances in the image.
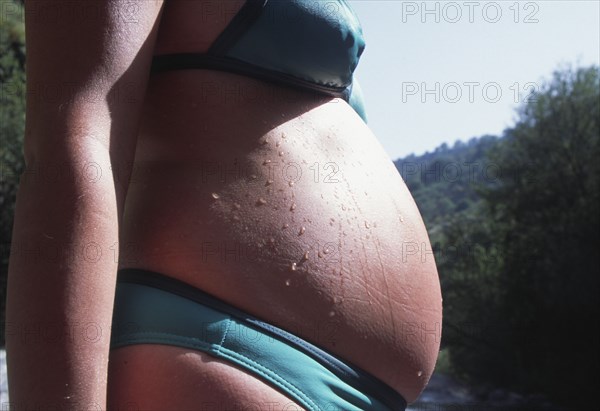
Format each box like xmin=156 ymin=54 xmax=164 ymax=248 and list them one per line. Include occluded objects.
xmin=120 ymin=72 xmax=442 ymax=401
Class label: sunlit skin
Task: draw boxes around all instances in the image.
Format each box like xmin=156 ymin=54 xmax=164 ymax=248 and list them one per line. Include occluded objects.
xmin=109 ymin=1 xmax=442 ymax=408
xmin=6 ymin=1 xmax=441 ymax=409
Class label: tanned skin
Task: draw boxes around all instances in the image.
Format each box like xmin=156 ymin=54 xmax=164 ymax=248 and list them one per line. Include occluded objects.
xmin=6 ymin=1 xmax=442 ymax=409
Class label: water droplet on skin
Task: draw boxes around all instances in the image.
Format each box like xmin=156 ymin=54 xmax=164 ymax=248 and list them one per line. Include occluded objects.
xmin=285 ymin=279 xmax=291 ymax=286
xmin=323 ymin=247 xmax=330 ymax=254
xmin=341 ymin=204 xmax=346 ymax=211
xmin=298 ymin=226 xmax=305 ymax=235
xmin=400 ymin=216 xmax=405 ymax=222
xmin=250 ymin=174 xmax=258 ymax=180
xmin=417 ymin=371 xmax=423 ymax=377
xmin=211 ymin=193 xmax=220 ymax=199
xmin=282 ymin=223 xmax=289 ymax=229
xmin=261 ymin=138 xmax=269 ymax=145
xmin=318 ymin=251 xmax=323 ymax=258
xmin=364 ymin=221 xmax=370 ymax=229
xmin=288 ymin=181 xmax=295 ymax=187
xmin=279 ymin=151 xmax=284 ymax=157
xmin=302 ymin=251 xmax=309 ymax=261
xmin=256 ymin=198 xmax=267 ymax=206
xmin=290 ymin=203 xmax=297 ymax=211
xmin=328 ymin=311 xmax=336 ymax=317
xmin=290 ymin=263 xmax=297 ymax=271
xmin=276 ymin=141 xmax=281 ymax=147
xmin=263 ymin=159 xmax=271 ymax=165
xmin=266 ymin=179 xmax=274 ymax=186
xmin=233 ymin=203 xmax=241 ymax=210
xmin=281 ymin=132 xmax=287 ymax=139
xmin=269 ymin=237 xmax=275 ymax=245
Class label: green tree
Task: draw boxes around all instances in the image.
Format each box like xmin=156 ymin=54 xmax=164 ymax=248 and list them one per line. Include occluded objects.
xmin=441 ymin=65 xmax=599 ymax=407
xmin=0 ymin=0 xmax=26 ymax=346
xmin=486 ymin=65 xmax=599 ymax=406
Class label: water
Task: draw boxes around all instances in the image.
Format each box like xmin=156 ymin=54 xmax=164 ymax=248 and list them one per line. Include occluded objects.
xmin=408 ymin=373 xmax=476 ymax=410
xmin=0 ymin=349 xmax=6 ymax=406
xmin=408 ymin=373 xmax=566 ymax=411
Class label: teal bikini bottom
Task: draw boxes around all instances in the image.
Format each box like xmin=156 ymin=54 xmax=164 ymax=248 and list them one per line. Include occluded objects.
xmin=110 ymin=269 xmax=407 ymax=411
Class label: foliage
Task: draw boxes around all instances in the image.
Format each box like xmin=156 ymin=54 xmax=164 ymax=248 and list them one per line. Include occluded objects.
xmin=480 ymin=65 xmax=599 ymax=406
xmin=394 ymin=135 xmax=499 ymax=244
xmin=0 ymin=0 xmax=26 ymax=347
xmin=401 ymin=65 xmax=599 ymax=407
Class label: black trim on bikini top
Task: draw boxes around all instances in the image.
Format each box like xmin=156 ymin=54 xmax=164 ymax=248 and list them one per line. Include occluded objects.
xmin=208 ymin=0 xmax=268 ymax=56
xmin=117 ymin=268 xmax=408 ymax=411
xmin=151 ymin=0 xmax=268 ymax=71
xmin=150 ymin=0 xmax=352 ymax=101
xmin=151 ymin=53 xmax=350 ymax=99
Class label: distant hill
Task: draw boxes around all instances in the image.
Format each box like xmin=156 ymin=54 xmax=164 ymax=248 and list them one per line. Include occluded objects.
xmin=394 ymin=135 xmax=500 ymax=239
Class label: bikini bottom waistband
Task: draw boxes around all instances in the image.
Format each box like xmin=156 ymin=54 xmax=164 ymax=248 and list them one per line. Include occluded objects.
xmin=110 ymin=268 xmax=407 ymax=411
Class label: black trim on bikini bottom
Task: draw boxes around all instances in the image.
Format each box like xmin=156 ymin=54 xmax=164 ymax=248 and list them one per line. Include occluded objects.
xmin=150 ymin=53 xmax=350 ymax=100
xmin=116 ymin=268 xmax=408 ymax=411
xmin=208 ymin=0 xmax=268 ymax=56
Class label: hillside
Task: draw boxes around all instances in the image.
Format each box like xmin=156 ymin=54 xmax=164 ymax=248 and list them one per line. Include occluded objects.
xmin=394 ymin=135 xmax=500 ymax=239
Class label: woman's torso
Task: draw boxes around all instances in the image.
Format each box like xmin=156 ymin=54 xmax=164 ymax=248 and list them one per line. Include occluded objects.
xmin=119 ymin=0 xmax=442 ymax=402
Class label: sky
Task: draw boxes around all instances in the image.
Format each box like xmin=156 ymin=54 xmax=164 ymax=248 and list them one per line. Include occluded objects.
xmin=349 ymin=0 xmax=600 ymax=159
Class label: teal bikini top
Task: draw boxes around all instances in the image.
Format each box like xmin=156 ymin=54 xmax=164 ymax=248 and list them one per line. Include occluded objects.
xmin=152 ymin=0 xmax=368 ymax=122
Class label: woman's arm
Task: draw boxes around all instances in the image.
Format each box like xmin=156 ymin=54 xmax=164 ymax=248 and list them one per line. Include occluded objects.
xmin=5 ymin=1 xmax=163 ymax=409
